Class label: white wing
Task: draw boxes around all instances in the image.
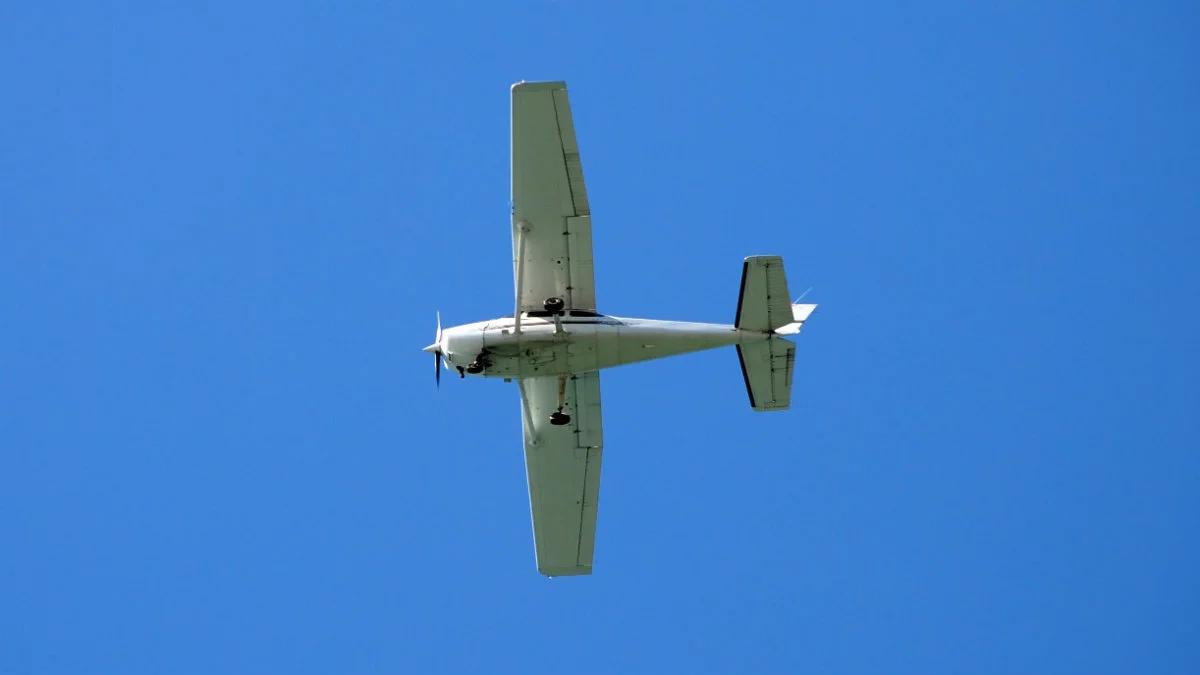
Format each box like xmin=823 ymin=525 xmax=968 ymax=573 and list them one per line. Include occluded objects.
xmin=517 ymin=372 xmax=603 ymax=576
xmin=511 ymin=81 xmax=596 ymax=312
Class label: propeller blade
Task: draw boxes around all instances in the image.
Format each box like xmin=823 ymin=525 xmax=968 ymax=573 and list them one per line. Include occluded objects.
xmin=432 ymin=311 xmax=443 ymax=389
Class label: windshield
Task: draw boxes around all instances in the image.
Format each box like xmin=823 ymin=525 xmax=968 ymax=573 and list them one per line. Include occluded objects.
xmin=520 ymin=310 xmax=607 ymax=318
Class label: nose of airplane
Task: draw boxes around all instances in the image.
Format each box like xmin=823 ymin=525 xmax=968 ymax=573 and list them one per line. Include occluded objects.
xmin=422 ymin=342 xmax=440 ymax=353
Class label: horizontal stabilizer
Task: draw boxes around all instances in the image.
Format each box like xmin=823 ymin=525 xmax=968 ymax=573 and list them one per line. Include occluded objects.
xmin=735 ymin=256 xmax=793 ymax=332
xmin=736 ymin=337 xmax=796 ymax=411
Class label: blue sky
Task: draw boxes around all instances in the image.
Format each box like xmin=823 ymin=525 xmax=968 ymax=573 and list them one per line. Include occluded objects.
xmin=2 ymin=3 xmax=1197 ymax=673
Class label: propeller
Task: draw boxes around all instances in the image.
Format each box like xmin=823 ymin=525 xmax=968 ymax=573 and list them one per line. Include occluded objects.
xmin=423 ymin=311 xmax=443 ymax=388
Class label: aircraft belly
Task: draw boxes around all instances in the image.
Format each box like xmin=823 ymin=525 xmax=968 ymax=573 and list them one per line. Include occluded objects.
xmin=516 ymin=342 xmax=567 ymax=377
xmin=567 ymin=331 xmax=599 ymax=373
xmin=474 ymin=320 xmax=739 ymax=377
xmin=607 ymin=321 xmax=742 ymax=368
xmin=480 ymin=323 xmax=602 ymax=378
xmin=595 ymin=325 xmax=621 ymax=370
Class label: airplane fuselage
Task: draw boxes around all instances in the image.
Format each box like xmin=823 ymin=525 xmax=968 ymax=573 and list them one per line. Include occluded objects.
xmin=434 ymin=313 xmax=769 ymax=379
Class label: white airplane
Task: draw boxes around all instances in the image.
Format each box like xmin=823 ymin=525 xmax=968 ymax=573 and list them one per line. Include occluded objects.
xmin=425 ymin=81 xmax=817 ymax=576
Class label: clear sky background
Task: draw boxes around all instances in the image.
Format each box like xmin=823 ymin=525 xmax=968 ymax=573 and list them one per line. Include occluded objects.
xmin=3 ymin=3 xmax=1197 ymax=674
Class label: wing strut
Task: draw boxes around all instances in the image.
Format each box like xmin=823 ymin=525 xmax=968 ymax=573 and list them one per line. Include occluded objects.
xmin=513 ymin=220 xmax=530 ymax=335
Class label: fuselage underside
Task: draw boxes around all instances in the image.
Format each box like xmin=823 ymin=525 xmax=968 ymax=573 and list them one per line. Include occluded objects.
xmin=435 ymin=313 xmax=768 ymax=379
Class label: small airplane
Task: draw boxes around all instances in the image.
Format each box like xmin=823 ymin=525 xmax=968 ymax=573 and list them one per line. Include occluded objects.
xmin=425 ymin=81 xmax=817 ymax=576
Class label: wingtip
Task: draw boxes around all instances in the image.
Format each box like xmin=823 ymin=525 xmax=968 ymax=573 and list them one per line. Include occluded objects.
xmin=511 ymin=80 xmax=568 ymax=94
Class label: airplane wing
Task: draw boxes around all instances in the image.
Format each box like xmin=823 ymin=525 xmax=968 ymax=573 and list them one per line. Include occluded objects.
xmin=517 ymin=372 xmax=604 ymax=576
xmin=511 ymin=81 xmax=596 ymax=312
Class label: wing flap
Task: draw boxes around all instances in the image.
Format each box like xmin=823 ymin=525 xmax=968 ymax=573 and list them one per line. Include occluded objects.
xmin=566 ymin=215 xmax=596 ymax=310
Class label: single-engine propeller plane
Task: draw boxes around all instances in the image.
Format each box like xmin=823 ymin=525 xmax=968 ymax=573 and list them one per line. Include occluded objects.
xmin=425 ymin=81 xmax=817 ymax=576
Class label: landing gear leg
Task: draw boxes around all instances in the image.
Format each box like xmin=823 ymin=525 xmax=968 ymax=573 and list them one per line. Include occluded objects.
xmin=549 ymin=374 xmax=571 ymax=426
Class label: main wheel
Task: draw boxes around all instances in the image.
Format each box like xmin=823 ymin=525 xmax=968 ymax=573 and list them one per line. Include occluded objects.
xmin=543 ymin=297 xmax=565 ymax=313
xmin=466 ymin=363 xmax=484 ymax=375
xmin=549 ymin=411 xmax=571 ymax=426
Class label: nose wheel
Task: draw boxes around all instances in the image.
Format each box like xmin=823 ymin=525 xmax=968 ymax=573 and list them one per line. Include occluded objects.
xmin=549 ymin=409 xmax=571 ymax=426
xmin=465 ymin=349 xmax=492 ymax=375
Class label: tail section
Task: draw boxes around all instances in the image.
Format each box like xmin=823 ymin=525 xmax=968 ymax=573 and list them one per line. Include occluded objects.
xmin=734 ymin=255 xmax=818 ymax=335
xmin=774 ymin=302 xmax=817 ymax=335
xmin=734 ymin=256 xmax=817 ymax=411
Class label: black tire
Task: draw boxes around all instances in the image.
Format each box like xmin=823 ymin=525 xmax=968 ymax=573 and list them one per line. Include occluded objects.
xmin=543 ymin=297 xmax=565 ymax=313
xmin=549 ymin=411 xmax=571 ymax=426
